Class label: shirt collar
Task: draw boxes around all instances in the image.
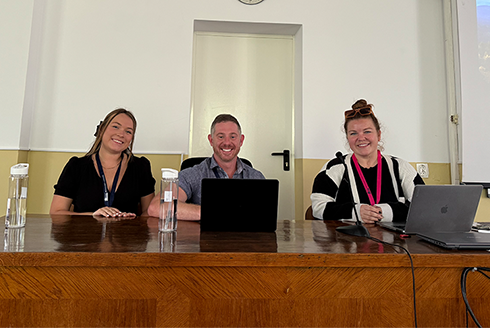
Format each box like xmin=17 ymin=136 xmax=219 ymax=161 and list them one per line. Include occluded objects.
xmin=210 ymin=155 xmax=244 ymax=174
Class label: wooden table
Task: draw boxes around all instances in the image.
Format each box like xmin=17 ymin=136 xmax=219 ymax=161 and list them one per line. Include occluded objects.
xmin=0 ymin=215 xmax=489 ymax=327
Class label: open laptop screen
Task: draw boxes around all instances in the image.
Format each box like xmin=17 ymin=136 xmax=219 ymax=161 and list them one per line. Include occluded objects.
xmin=200 ymin=178 xmax=279 ymax=232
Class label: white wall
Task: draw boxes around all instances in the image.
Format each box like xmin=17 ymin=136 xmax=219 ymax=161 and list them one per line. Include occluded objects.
xmin=1 ymin=0 xmax=449 ymax=163
xmin=458 ymin=0 xmax=490 ymax=184
xmin=0 ymin=0 xmax=34 ymax=150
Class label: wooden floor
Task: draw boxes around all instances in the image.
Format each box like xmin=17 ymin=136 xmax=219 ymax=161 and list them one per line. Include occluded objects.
xmin=0 ymin=215 xmax=489 ymax=327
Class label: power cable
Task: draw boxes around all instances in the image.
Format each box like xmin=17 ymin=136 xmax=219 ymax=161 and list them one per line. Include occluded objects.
xmin=461 ymin=266 xmax=490 ymax=328
xmin=368 ymin=236 xmax=417 ymax=328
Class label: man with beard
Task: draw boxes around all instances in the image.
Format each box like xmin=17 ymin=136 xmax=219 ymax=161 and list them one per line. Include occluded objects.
xmin=148 ymin=114 xmax=265 ymax=221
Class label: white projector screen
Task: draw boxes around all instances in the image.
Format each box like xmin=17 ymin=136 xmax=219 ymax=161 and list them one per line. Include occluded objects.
xmin=459 ymin=0 xmax=490 ymax=185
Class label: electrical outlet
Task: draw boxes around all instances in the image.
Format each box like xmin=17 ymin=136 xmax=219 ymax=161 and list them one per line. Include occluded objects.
xmin=416 ymin=163 xmax=429 ymax=178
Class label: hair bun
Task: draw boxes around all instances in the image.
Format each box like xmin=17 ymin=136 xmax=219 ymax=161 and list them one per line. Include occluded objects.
xmin=352 ymin=99 xmax=371 ymax=110
xmin=351 ymin=99 xmax=373 ymax=110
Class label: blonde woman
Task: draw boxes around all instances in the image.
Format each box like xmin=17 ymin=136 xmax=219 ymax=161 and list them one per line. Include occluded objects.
xmin=50 ymin=108 xmax=155 ymax=217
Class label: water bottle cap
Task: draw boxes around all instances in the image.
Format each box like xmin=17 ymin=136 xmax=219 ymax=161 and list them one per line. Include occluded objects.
xmin=161 ymin=168 xmax=178 ymax=179
xmin=10 ymin=163 xmax=29 ymax=175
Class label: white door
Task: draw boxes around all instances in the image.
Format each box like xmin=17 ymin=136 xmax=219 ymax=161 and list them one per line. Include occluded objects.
xmin=190 ymin=32 xmax=295 ymax=219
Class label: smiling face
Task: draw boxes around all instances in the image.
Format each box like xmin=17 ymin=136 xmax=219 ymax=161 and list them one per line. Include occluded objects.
xmin=208 ymin=121 xmax=244 ymax=164
xmin=346 ymin=117 xmax=381 ymax=161
xmin=101 ymin=113 xmax=135 ymax=155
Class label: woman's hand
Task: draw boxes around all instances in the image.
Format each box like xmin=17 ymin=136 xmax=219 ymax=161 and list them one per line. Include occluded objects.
xmin=359 ymin=204 xmax=383 ymax=224
xmin=93 ymin=207 xmax=136 ymax=218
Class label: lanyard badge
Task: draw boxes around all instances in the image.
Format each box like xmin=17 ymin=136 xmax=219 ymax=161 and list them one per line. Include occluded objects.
xmin=352 ymin=151 xmax=382 ymax=206
xmin=95 ymin=152 xmax=122 ymax=207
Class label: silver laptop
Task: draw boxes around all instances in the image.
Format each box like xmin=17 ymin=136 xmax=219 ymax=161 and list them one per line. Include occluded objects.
xmin=379 ymin=185 xmax=482 ymax=234
xmin=416 ymin=231 xmax=490 ymax=249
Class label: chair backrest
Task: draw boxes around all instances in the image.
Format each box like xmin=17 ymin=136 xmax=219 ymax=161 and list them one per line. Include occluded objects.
xmin=180 ymin=157 xmax=253 ymax=171
xmin=180 ymin=157 xmax=208 ymax=170
xmin=305 ymin=205 xmax=315 ymax=220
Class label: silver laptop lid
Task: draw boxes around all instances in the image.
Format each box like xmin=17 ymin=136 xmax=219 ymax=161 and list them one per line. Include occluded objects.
xmin=404 ymin=185 xmax=482 ymax=233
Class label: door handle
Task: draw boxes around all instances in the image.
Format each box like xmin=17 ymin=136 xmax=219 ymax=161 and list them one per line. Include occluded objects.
xmin=271 ymin=149 xmax=290 ymax=171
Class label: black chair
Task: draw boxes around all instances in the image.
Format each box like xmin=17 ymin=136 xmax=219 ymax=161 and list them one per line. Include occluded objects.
xmin=180 ymin=157 xmax=253 ymax=171
xmin=305 ymin=205 xmax=315 ymax=220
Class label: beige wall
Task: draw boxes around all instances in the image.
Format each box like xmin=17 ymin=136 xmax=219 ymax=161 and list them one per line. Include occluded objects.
xmin=26 ymin=151 xmax=84 ymax=214
xmin=294 ymin=158 xmax=304 ymax=220
xmin=0 ymin=150 xmax=183 ymax=216
xmin=3 ymin=149 xmax=489 ymax=222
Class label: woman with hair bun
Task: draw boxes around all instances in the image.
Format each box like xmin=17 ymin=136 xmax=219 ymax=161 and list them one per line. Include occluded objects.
xmin=50 ymin=108 xmax=155 ymax=217
xmin=311 ymin=99 xmax=424 ymax=223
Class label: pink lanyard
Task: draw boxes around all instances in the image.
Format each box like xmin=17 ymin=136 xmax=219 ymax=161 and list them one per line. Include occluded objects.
xmin=352 ymin=151 xmax=382 ymax=206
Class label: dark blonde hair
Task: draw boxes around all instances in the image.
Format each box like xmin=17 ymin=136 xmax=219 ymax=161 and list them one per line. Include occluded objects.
xmin=86 ymin=108 xmax=137 ymax=158
xmin=343 ymin=99 xmax=380 ymax=133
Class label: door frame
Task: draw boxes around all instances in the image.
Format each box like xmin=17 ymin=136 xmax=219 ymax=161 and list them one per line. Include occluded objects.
xmin=191 ymin=20 xmax=305 ymax=219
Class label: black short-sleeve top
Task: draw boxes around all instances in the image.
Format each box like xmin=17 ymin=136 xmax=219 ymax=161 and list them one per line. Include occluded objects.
xmin=54 ymin=155 xmax=155 ymax=214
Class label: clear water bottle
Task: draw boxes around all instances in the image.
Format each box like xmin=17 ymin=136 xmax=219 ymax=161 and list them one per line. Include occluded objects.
xmin=4 ymin=227 xmax=25 ymax=252
xmin=159 ymin=168 xmax=179 ymax=232
xmin=159 ymin=231 xmax=176 ymax=252
xmin=5 ymin=163 xmax=29 ymax=228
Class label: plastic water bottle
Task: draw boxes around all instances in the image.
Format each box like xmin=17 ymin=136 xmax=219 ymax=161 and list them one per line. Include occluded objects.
xmin=5 ymin=163 xmax=29 ymax=228
xmin=159 ymin=231 xmax=176 ymax=252
xmin=159 ymin=168 xmax=179 ymax=232
xmin=4 ymin=227 xmax=25 ymax=251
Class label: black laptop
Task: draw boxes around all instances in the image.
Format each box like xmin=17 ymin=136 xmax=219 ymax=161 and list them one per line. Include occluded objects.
xmin=416 ymin=231 xmax=490 ymax=249
xmin=200 ymin=178 xmax=279 ymax=232
xmin=379 ymin=185 xmax=482 ymax=234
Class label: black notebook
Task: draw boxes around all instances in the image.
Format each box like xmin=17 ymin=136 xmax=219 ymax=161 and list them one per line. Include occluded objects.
xmin=200 ymin=178 xmax=279 ymax=232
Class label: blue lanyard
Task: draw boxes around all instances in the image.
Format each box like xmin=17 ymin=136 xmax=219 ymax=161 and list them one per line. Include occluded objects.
xmin=212 ymin=167 xmax=221 ymax=178
xmin=211 ymin=160 xmax=242 ymax=178
xmin=95 ymin=152 xmax=122 ymax=207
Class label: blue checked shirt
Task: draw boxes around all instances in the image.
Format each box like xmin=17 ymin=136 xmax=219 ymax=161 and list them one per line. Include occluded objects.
xmin=179 ymin=156 xmax=265 ymax=205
